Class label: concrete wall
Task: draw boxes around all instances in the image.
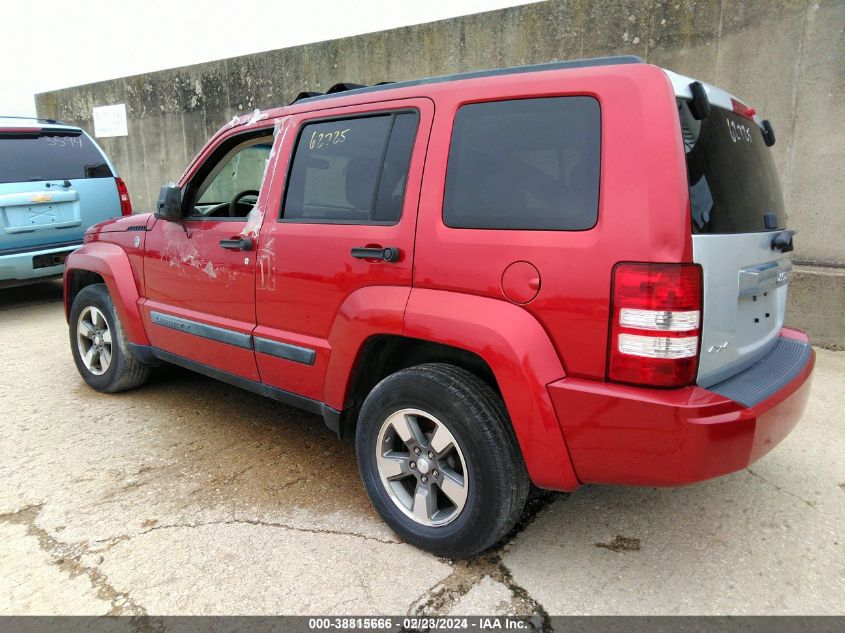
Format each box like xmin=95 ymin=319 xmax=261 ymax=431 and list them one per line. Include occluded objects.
xmin=36 ymin=0 xmax=845 ymax=343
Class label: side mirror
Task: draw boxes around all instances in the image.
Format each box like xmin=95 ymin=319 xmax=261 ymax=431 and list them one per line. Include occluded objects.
xmin=155 ymin=184 xmax=182 ymax=221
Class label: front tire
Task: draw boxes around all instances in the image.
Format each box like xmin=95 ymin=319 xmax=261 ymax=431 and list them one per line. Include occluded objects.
xmin=356 ymin=363 xmax=530 ymax=557
xmin=69 ymin=283 xmax=150 ymax=393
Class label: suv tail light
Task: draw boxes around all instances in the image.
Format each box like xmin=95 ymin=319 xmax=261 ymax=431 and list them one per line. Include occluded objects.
xmin=115 ymin=177 xmax=133 ymax=216
xmin=608 ymin=263 xmax=702 ymax=388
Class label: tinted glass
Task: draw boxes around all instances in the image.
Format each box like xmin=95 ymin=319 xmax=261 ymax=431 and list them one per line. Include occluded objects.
xmin=679 ymin=99 xmax=786 ymax=234
xmin=443 ymin=97 xmax=601 ymax=231
xmin=373 ymin=113 xmax=418 ymax=222
xmin=0 ymin=132 xmax=112 ymax=184
xmin=283 ymin=112 xmax=418 ymax=223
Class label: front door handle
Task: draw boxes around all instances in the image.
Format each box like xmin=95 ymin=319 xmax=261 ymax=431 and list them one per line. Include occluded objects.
xmin=351 ymin=246 xmax=401 ymax=263
xmin=219 ymin=236 xmax=254 ymax=251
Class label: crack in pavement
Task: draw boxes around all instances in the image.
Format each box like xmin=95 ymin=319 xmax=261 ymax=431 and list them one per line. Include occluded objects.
xmin=89 ymin=516 xmax=400 ymax=552
xmin=746 ymin=469 xmax=831 ymax=515
xmin=407 ymin=491 xmax=559 ymax=630
xmin=0 ymin=504 xmax=147 ymax=617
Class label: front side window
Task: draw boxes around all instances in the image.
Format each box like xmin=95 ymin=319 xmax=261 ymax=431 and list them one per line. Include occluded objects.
xmin=282 ymin=111 xmax=419 ymax=223
xmin=443 ymin=97 xmax=601 ymax=231
xmin=192 ymin=138 xmax=273 ymax=218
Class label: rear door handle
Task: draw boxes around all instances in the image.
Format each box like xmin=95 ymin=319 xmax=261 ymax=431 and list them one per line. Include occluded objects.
xmin=219 ymin=237 xmax=254 ymax=251
xmin=351 ymin=246 xmax=401 ymax=263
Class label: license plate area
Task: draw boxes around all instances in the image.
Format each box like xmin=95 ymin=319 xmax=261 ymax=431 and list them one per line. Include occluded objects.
xmin=736 ymin=260 xmax=790 ymax=349
xmin=1 ymin=190 xmax=81 ymax=233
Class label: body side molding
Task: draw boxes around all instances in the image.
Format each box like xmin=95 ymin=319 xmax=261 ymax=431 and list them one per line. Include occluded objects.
xmin=254 ymin=336 xmax=317 ymax=365
xmin=150 ymin=311 xmax=252 ymax=350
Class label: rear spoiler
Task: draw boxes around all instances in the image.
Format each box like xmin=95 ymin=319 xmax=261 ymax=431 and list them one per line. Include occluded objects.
xmin=686 ymin=80 xmax=776 ymax=147
xmin=0 ymin=127 xmax=82 ymax=139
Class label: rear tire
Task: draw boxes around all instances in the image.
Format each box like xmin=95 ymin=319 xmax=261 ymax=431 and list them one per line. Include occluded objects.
xmin=69 ymin=283 xmax=150 ymax=393
xmin=356 ymin=363 xmax=530 ymax=557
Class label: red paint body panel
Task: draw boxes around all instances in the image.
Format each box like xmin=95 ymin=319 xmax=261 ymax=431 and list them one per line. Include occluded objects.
xmin=403 ymin=288 xmax=579 ymax=491
xmin=140 ymin=299 xmax=261 ymax=382
xmin=550 ymin=328 xmax=814 ymax=486
xmin=322 ymin=285 xmax=410 ymax=409
xmin=64 ymin=241 xmax=149 ymax=346
xmin=413 ymin=65 xmax=689 ymax=380
xmin=253 ymin=98 xmax=433 ymax=400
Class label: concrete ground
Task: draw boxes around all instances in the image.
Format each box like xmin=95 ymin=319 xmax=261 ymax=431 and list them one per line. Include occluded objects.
xmin=1 ymin=281 xmax=843 ymax=616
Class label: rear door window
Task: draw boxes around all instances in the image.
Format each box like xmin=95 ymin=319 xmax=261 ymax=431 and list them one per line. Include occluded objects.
xmin=282 ymin=111 xmax=419 ymax=224
xmin=443 ymin=96 xmax=601 ymax=231
xmin=0 ymin=131 xmax=112 ymax=184
xmin=679 ymin=99 xmax=786 ymax=234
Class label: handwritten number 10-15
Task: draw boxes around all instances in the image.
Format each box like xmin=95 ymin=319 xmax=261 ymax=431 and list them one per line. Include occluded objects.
xmin=310 ymin=128 xmax=350 ymax=149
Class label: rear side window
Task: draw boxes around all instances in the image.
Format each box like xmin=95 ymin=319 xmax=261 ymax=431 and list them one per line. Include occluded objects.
xmin=679 ymin=99 xmax=786 ymax=234
xmin=282 ymin=111 xmax=419 ymax=224
xmin=443 ymin=97 xmax=601 ymax=231
xmin=0 ymin=132 xmax=112 ymax=184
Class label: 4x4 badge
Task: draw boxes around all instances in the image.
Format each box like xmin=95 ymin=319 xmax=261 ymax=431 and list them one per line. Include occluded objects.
xmin=708 ymin=341 xmax=729 ymax=354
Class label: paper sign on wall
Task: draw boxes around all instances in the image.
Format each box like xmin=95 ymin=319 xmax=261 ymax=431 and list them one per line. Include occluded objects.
xmin=92 ymin=104 xmax=128 ymax=138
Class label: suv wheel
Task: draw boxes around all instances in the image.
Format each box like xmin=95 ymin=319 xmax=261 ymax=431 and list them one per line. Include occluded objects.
xmin=356 ymin=363 xmax=530 ymax=557
xmin=69 ymin=283 xmax=150 ymax=393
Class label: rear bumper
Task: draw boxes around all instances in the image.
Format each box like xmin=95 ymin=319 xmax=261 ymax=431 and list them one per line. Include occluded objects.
xmin=0 ymin=242 xmax=81 ymax=283
xmin=549 ymin=328 xmax=814 ymax=487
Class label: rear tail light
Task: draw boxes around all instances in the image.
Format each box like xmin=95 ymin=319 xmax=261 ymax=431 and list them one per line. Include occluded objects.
xmin=608 ymin=263 xmax=703 ymax=388
xmin=115 ymin=177 xmax=133 ymax=216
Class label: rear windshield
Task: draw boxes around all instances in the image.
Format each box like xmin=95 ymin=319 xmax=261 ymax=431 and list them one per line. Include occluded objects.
xmin=0 ymin=132 xmax=112 ymax=184
xmin=678 ymin=99 xmax=786 ymax=234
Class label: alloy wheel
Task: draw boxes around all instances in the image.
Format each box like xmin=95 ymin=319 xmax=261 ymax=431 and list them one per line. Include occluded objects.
xmin=76 ymin=306 xmax=112 ymax=376
xmin=375 ymin=408 xmax=469 ymax=527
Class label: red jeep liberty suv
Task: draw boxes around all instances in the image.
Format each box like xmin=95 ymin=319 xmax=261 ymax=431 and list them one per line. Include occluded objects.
xmin=64 ymin=57 xmax=814 ymax=557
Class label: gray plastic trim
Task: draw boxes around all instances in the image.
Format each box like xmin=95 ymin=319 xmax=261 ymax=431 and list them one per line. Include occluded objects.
xmin=150 ymin=311 xmax=252 ymax=350
xmin=708 ymin=336 xmax=811 ymax=408
xmin=254 ymin=336 xmax=316 ymax=366
xmin=128 ymin=343 xmax=344 ymax=435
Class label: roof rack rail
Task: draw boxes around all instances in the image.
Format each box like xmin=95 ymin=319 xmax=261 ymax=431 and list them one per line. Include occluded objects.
xmin=326 ymin=82 xmax=367 ymax=94
xmin=290 ymin=80 xmax=396 ymax=105
xmin=292 ymin=56 xmax=642 ymax=105
xmin=0 ymin=115 xmax=66 ymax=125
xmin=290 ymin=91 xmax=324 ymax=104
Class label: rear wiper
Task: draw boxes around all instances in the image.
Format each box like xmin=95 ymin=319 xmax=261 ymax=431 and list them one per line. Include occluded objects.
xmin=84 ymin=162 xmax=111 ymax=178
xmin=771 ymin=229 xmax=796 ymax=253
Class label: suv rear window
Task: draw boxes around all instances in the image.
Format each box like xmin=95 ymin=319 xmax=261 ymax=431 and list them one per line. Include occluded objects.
xmin=0 ymin=131 xmax=113 ymax=184
xmin=443 ymin=97 xmax=601 ymax=231
xmin=679 ymin=99 xmax=786 ymax=234
xmin=282 ymin=111 xmax=419 ymax=224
